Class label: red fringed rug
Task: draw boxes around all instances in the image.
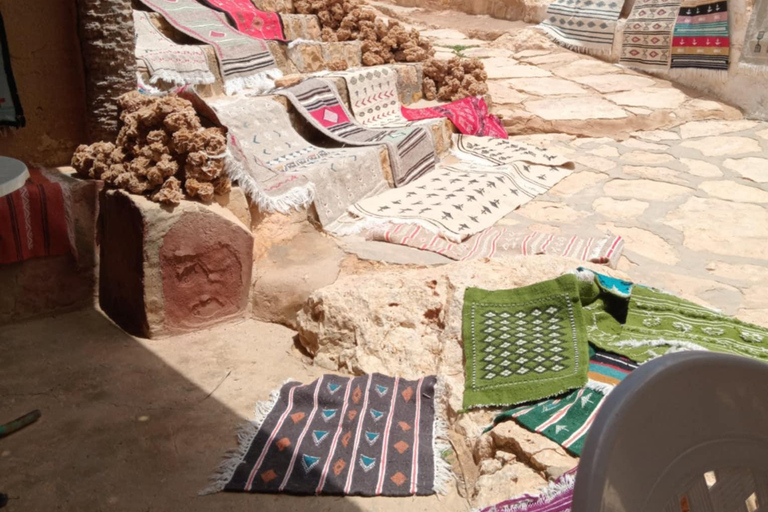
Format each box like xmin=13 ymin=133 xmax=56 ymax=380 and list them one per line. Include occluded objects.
xmin=402 ymin=97 xmax=508 ymax=139
xmin=201 ymin=0 xmax=286 ymax=41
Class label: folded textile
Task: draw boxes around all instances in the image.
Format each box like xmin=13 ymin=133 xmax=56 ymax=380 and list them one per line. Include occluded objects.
xmin=0 ymin=12 xmax=24 ymax=128
xmin=620 ymin=0 xmax=681 ymax=69
xmin=194 ymin=94 xmax=387 ymax=233
xmin=139 ymin=0 xmax=281 ymax=94
xmin=462 ymin=275 xmax=590 ymax=409
xmin=1 ymin=168 xmax=74 ymax=265
xmin=490 ymin=349 xmax=637 ymax=456
xmin=452 ymin=134 xmax=574 ymax=169
xmin=338 ymin=66 xmax=419 ymax=128
xmin=539 ymin=0 xmax=626 ymax=55
xmin=134 ymin=10 xmax=216 ymax=86
xmin=200 ymin=0 xmax=286 ymax=41
xmin=204 ymin=373 xmax=452 ymax=496
xmin=276 ymin=78 xmax=437 ymax=187
xmin=670 ymin=0 xmax=730 ymax=72
xmin=402 ymin=97 xmax=508 ymax=139
xmin=474 ymin=468 xmax=577 ymax=512
xmin=367 ymin=224 xmax=625 ymax=268
xmin=740 ymin=0 xmax=768 ymax=74
xmin=349 ymin=161 xmax=570 ymax=243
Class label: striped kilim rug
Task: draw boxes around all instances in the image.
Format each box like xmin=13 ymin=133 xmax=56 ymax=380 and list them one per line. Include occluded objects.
xmin=539 ymin=0 xmax=626 ymax=55
xmin=366 ymin=224 xmax=625 ymax=268
xmin=204 ymin=374 xmax=452 ymax=496
xmin=349 ymin=161 xmax=570 ymax=243
xmin=452 ymin=134 xmax=574 ymax=169
xmin=134 ymin=10 xmax=216 ymax=86
xmin=490 ymin=349 xmax=637 ymax=456
xmin=138 ymin=0 xmax=280 ymax=94
xmin=276 ymin=78 xmax=437 ymax=187
xmin=740 ymin=0 xmax=768 ymax=74
xmin=670 ymin=0 xmax=730 ymax=71
xmin=462 ymin=275 xmax=590 ymax=409
xmin=620 ymin=0 xmax=681 ymax=69
xmin=196 ymin=94 xmax=387 ymax=233
xmin=402 ymin=97 xmax=508 ymax=139
xmin=200 ymin=0 xmax=286 ymax=40
xmin=0 ymin=12 xmax=24 ymax=128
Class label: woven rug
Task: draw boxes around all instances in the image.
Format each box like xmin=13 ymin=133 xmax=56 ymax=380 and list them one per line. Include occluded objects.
xmin=204 ymin=374 xmax=452 ymax=496
xmin=196 ymin=94 xmax=387 ymax=233
xmin=367 ymin=225 xmax=625 ymax=268
xmin=276 ymin=78 xmax=436 ymax=187
xmin=452 ymin=134 xmax=574 ymax=169
xmin=134 ymin=10 xmax=215 ymax=86
xmin=475 ymin=469 xmax=577 ymax=512
xmin=670 ymin=0 xmax=730 ymax=72
xmin=539 ymin=0 xmax=626 ymax=55
xmin=620 ymin=0 xmax=681 ymax=69
xmin=0 ymin=12 xmax=24 ymax=129
xmin=489 ymin=349 xmax=637 ymax=456
xmin=462 ymin=275 xmax=590 ymax=409
xmin=740 ymin=0 xmax=768 ymax=74
xmin=338 ymin=66 xmax=415 ymax=128
xmin=139 ymin=0 xmax=280 ymax=95
xmin=402 ymin=97 xmax=508 ymax=139
xmin=349 ymin=161 xmax=569 ymax=243
xmin=200 ymin=0 xmax=286 ymax=41
xmin=1 ymin=169 xmax=74 ymax=265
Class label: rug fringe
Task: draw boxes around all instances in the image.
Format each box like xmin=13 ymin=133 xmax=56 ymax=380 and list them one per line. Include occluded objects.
xmin=199 ymin=378 xmax=296 ymax=496
xmin=537 ymin=25 xmax=613 ymax=56
xmin=432 ymin=376 xmax=455 ymax=496
xmin=668 ymin=66 xmax=730 ymax=84
xmin=224 ymin=68 xmax=283 ymax=96
xmin=585 ymin=379 xmax=615 ymax=395
xmin=737 ymin=61 xmax=768 ymax=77
xmin=346 ymin=211 xmax=468 ymax=243
xmin=149 ymin=68 xmax=217 ymax=86
xmin=613 ymin=338 xmax=711 ymax=358
xmin=472 ymin=470 xmax=577 ymax=512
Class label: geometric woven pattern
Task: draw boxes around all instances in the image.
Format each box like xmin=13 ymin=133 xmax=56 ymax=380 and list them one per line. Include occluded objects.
xmin=620 ymin=0 xmax=681 ymax=69
xmin=462 ymin=275 xmax=590 ymax=409
xmin=539 ymin=0 xmax=626 ymax=55
xmin=670 ymin=0 xmax=730 ymax=71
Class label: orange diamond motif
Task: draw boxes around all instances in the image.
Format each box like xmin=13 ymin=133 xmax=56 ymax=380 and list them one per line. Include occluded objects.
xmin=342 ymin=431 xmax=352 ymax=448
xmin=261 ymin=469 xmax=278 ymax=483
xmin=398 ymin=421 xmax=412 ymax=432
xmin=401 ymin=387 xmax=414 ymax=402
xmin=352 ymin=386 xmax=362 ymax=404
xmin=390 ymin=472 xmax=408 ymax=486
xmin=394 ymin=440 xmax=410 ymax=454
xmin=291 ymin=412 xmax=306 ymax=424
xmin=348 ymin=409 xmax=358 ymax=421
xmin=276 ymin=437 xmax=291 ymax=451
xmin=333 ymin=458 xmax=347 ymax=476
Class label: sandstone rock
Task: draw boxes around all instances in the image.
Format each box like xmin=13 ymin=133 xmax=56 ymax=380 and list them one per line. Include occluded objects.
xmin=598 ymin=223 xmax=679 ymax=265
xmin=622 ymin=165 xmax=687 ymax=185
xmin=484 ymin=58 xmax=552 ymax=79
xmin=592 ymin=197 xmax=649 ymax=219
xmin=680 ymin=158 xmax=723 ymax=178
xmin=588 ymin=146 xmax=620 ymax=158
xmin=647 ymin=271 xmax=742 ymax=314
xmin=489 ymin=420 xmax=577 ymax=479
xmin=479 ymin=458 xmax=502 ymax=476
xmin=525 ymin=51 xmax=582 ymax=66
xmin=606 ymin=87 xmax=688 ymax=110
xmin=99 ymin=189 xmax=253 ymax=338
xmin=491 ymin=28 xmax=558 ymax=53
xmin=699 ymin=181 xmax=768 ymax=204
xmin=604 ymin=179 xmax=691 ymax=202
xmin=571 ymin=154 xmax=618 ymax=173
xmin=549 ymin=171 xmax=605 ymax=196
xmin=737 ymin=309 xmax=768 ymax=329
xmin=630 ymin=130 xmax=681 ymax=142
xmin=551 ymin=59 xmax=620 ymax=78
xmin=664 ymin=197 xmax=768 ymax=260
xmin=474 ymin=462 xmax=547 ymax=509
xmin=524 ymin=96 xmax=627 ymax=121
xmin=707 ymin=261 xmax=768 ymax=283
xmin=507 ymin=77 xmax=587 ymax=96
xmin=515 ymin=201 xmax=591 ymax=223
xmin=619 ymin=151 xmax=674 ymax=164
xmin=622 ymin=139 xmax=670 ymax=151
xmin=723 ymin=157 xmax=768 ymax=183
xmin=678 ymin=120 xmax=758 ymax=139
xmin=757 ymin=128 xmax=768 ymax=140
xmin=487 ymin=80 xmax=528 ymax=104
xmin=680 ymin=136 xmax=762 ymax=157
xmin=573 ymin=74 xmax=655 ymax=93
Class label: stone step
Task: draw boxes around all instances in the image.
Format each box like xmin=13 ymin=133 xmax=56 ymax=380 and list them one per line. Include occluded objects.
xmin=251 ymin=0 xmax=295 ymax=13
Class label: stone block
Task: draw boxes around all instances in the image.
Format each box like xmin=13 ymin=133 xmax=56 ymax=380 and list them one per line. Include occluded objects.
xmin=393 ymin=63 xmax=424 ymax=104
xmin=251 ymin=0 xmax=294 ymax=12
xmin=287 ymin=41 xmax=362 ymax=73
xmin=99 ymin=190 xmax=253 ymax=338
xmin=280 ymin=14 xmax=321 ymax=41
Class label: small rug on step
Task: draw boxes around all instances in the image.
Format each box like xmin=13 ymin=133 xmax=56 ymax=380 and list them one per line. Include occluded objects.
xmin=204 ymin=374 xmax=452 ymax=496
xmin=200 ymin=0 xmax=286 ymax=40
xmin=670 ymin=0 xmax=730 ymax=72
xmin=348 ymin=161 xmax=570 ymax=243
xmin=452 ymin=134 xmax=574 ymax=169
xmin=1 ymin=168 xmax=75 ymax=265
xmin=474 ymin=468 xmax=577 ymax=512
xmin=336 ymin=66 xmax=423 ymax=128
xmin=0 ymin=12 xmax=24 ymax=128
xmin=190 ymin=93 xmax=387 ymax=234
xmin=139 ymin=0 xmax=280 ymax=95
xmin=134 ymin=10 xmax=216 ymax=86
xmin=402 ymin=97 xmax=508 ymax=139
xmin=539 ymin=0 xmax=626 ymax=55
xmin=462 ymin=274 xmax=590 ymax=409
xmin=276 ymin=78 xmax=437 ymax=187
xmin=620 ymin=0 xmax=681 ymax=69
xmin=366 ymin=225 xmax=625 ymax=268
xmin=740 ymin=0 xmax=768 ymax=74
xmin=489 ymin=349 xmax=637 ymax=456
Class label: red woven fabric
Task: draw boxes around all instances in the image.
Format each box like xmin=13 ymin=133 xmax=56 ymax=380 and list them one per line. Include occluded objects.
xmin=0 ymin=168 xmax=72 ymax=265
xmin=401 ymin=97 xmax=507 ymax=139
xmin=202 ymin=0 xmax=286 ymax=41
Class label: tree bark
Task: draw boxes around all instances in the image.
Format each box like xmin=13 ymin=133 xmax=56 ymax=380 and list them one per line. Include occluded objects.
xmin=76 ymin=0 xmax=136 ymax=143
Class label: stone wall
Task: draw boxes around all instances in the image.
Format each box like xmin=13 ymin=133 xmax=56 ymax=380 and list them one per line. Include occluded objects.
xmin=0 ymin=0 xmax=88 ymax=166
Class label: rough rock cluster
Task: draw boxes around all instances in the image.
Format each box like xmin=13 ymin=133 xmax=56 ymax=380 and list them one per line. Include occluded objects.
xmin=71 ymin=92 xmax=231 ymax=205
xmin=423 ymin=57 xmax=489 ymax=101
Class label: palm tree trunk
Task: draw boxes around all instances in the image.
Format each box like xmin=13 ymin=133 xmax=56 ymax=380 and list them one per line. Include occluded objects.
xmin=76 ymin=0 xmax=136 ymax=142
